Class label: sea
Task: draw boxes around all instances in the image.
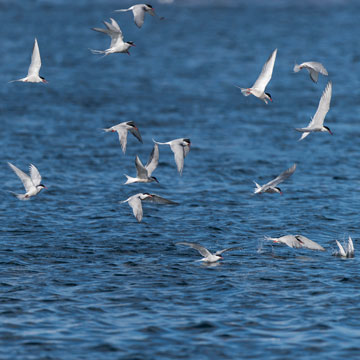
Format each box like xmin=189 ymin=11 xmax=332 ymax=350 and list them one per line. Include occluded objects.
xmin=1 ymin=0 xmax=360 ymax=359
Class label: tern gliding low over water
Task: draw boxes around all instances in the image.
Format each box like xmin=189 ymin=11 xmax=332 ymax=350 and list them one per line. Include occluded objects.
xmin=114 ymin=4 xmax=156 ymax=28
xmin=265 ymin=235 xmax=326 ymax=251
xmin=254 ymin=163 xmax=296 ymax=195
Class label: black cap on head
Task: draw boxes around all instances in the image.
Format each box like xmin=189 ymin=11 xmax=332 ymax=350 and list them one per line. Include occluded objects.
xmin=275 ymin=187 xmax=281 ymax=193
xmin=265 ymin=92 xmax=272 ymax=100
xmin=184 ymin=138 xmax=191 ymax=144
xmin=152 ymin=177 xmax=159 ymax=183
xmin=127 ymin=41 xmax=135 ymax=45
xmin=146 ymin=4 xmax=153 ymax=8
xmin=127 ymin=121 xmax=136 ymax=127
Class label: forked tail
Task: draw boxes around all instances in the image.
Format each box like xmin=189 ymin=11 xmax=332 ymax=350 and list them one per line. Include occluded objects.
xmin=124 ymin=175 xmax=137 ymax=185
xmin=253 ymin=181 xmax=262 ymax=194
xmin=235 ymin=85 xmax=252 ymax=97
xmin=9 ymin=191 xmax=28 ymax=201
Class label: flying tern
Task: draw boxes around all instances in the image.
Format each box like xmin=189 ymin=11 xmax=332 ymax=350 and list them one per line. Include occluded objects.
xmin=10 ymin=38 xmax=47 ymax=83
xmin=254 ymin=163 xmax=296 ymax=195
xmin=121 ymin=193 xmax=178 ymax=222
xmin=296 ymin=81 xmax=333 ymax=140
xmin=90 ymin=18 xmax=135 ymax=56
xmin=115 ymin=4 xmax=156 ymax=28
xmin=265 ymin=234 xmax=325 ymax=251
xmin=153 ymin=138 xmax=191 ymax=175
xmin=335 ymin=236 xmax=354 ymax=258
xmin=124 ymin=144 xmax=159 ymax=184
xmin=103 ymin=121 xmax=142 ymax=154
xmin=8 ymin=162 xmax=47 ymax=200
xmin=176 ymin=242 xmax=243 ymax=263
xmin=236 ymin=48 xmax=277 ymax=104
xmin=293 ymin=61 xmax=328 ymax=83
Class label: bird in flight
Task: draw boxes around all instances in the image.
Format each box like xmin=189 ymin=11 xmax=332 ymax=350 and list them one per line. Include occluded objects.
xmin=115 ymin=4 xmax=156 ymax=28
xmin=8 ymin=162 xmax=47 ymax=200
xmin=90 ymin=18 xmax=135 ymax=56
xmin=293 ymin=61 xmax=328 ymax=83
xmin=9 ymin=38 xmax=47 ymax=83
xmin=124 ymin=144 xmax=159 ymax=184
xmin=265 ymin=234 xmax=325 ymax=251
xmin=254 ymin=163 xmax=296 ymax=195
xmin=296 ymin=81 xmax=333 ymax=141
xmin=236 ymin=48 xmax=277 ymax=104
xmin=176 ymin=242 xmax=243 ymax=263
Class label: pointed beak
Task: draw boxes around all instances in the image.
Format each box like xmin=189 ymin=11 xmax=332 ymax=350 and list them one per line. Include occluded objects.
xmin=42 ymin=79 xmax=48 ymax=84
xmin=329 ymin=129 xmax=333 ymax=135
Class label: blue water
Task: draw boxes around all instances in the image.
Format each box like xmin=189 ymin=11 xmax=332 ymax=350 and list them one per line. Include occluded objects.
xmin=1 ymin=0 xmax=360 ymax=358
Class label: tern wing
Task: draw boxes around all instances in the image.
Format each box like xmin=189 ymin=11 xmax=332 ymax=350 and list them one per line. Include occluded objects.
xmin=29 ymin=164 xmax=42 ymax=186
xmin=304 ymin=62 xmax=328 ymax=76
xmin=127 ymin=196 xmax=143 ymax=222
xmin=309 ymin=69 xmax=319 ymax=83
xmin=215 ymin=246 xmax=243 ymax=256
xmin=295 ymin=235 xmax=325 ymax=251
xmin=132 ymin=5 xmax=146 ymax=28
xmin=8 ymin=162 xmax=34 ymax=192
xmin=305 ymin=81 xmax=332 ymax=130
xmin=170 ymin=142 xmax=186 ymax=175
xmin=129 ymin=126 xmax=143 ymax=144
xmin=116 ymin=127 xmax=128 ymax=154
xmin=176 ymin=242 xmax=212 ymax=258
xmin=347 ymin=236 xmax=354 ymax=256
xmin=252 ymin=48 xmax=277 ymax=92
xmin=135 ymin=156 xmax=148 ymax=178
xmin=145 ymin=143 xmax=159 ymax=176
xmin=336 ymin=240 xmax=347 ymax=257
xmin=143 ymin=194 xmax=178 ymax=205
xmin=264 ymin=163 xmax=297 ymax=188
xmin=27 ymin=38 xmax=41 ymax=77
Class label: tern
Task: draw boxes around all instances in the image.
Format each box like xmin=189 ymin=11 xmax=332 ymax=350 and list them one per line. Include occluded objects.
xmin=176 ymin=242 xmax=243 ymax=263
xmin=90 ymin=18 xmax=135 ymax=56
xmin=8 ymin=162 xmax=47 ymax=200
xmin=103 ymin=121 xmax=142 ymax=154
xmin=265 ymin=234 xmax=325 ymax=251
xmin=236 ymin=48 xmax=277 ymax=104
xmin=296 ymin=81 xmax=333 ymax=141
xmin=10 ymin=38 xmax=47 ymax=83
xmin=121 ymin=193 xmax=178 ymax=222
xmin=153 ymin=138 xmax=191 ymax=175
xmin=293 ymin=61 xmax=328 ymax=83
xmin=335 ymin=236 xmax=354 ymax=258
xmin=124 ymin=144 xmax=159 ymax=184
xmin=254 ymin=163 xmax=296 ymax=195
xmin=115 ymin=4 xmax=156 ymax=28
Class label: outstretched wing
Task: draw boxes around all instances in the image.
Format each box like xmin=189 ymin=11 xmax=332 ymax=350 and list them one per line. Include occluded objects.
xmin=116 ymin=127 xmax=128 ymax=154
xmin=144 ymin=194 xmax=178 ymax=205
xmin=8 ymin=162 xmax=34 ymax=192
xmin=29 ymin=164 xmax=42 ymax=186
xmin=27 ymin=38 xmax=41 ymax=77
xmin=252 ymin=48 xmax=277 ymax=92
xmin=127 ymin=196 xmax=143 ymax=222
xmin=264 ymin=163 xmax=297 ymax=188
xmin=176 ymin=242 xmax=212 ymax=258
xmin=170 ymin=142 xmax=186 ymax=175
xmin=145 ymin=143 xmax=159 ymax=176
xmin=295 ymin=235 xmax=325 ymax=251
xmin=215 ymin=246 xmax=243 ymax=256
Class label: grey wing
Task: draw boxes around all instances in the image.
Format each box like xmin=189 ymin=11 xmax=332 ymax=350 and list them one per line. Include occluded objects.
xmin=128 ymin=196 xmax=143 ymax=222
xmin=170 ymin=143 xmax=185 ymax=175
xmin=132 ymin=5 xmax=146 ymax=28
xmin=305 ymin=62 xmax=328 ymax=76
xmin=144 ymin=194 xmax=178 ymax=205
xmin=29 ymin=164 xmax=42 ymax=186
xmin=183 ymin=144 xmax=191 ymax=158
xmin=176 ymin=242 xmax=212 ymax=257
xmin=252 ymin=48 xmax=277 ymax=92
xmin=265 ymin=163 xmax=297 ymax=188
xmin=135 ymin=156 xmax=148 ymax=178
xmin=8 ymin=162 xmax=34 ymax=192
xmin=310 ymin=81 xmax=332 ymax=128
xmin=215 ymin=246 xmax=243 ymax=256
xmin=347 ymin=236 xmax=354 ymax=256
xmin=117 ymin=128 xmax=128 ymax=154
xmin=129 ymin=126 xmax=143 ymax=144
xmin=145 ymin=143 xmax=159 ymax=176
xmin=309 ymin=69 xmax=319 ymax=83
xmin=27 ymin=38 xmax=41 ymax=77
xmin=295 ymin=235 xmax=325 ymax=251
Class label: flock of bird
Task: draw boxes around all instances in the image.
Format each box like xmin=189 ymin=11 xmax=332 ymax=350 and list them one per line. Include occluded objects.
xmin=6 ymin=3 xmax=354 ymax=263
